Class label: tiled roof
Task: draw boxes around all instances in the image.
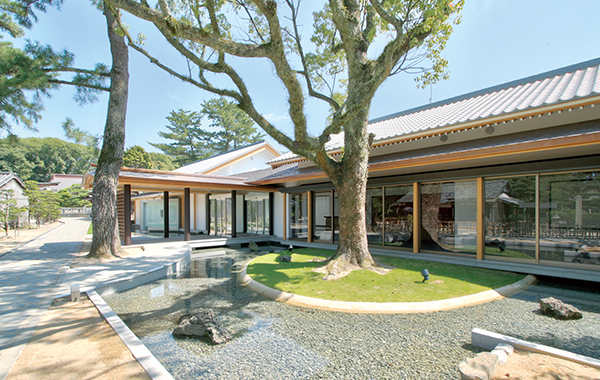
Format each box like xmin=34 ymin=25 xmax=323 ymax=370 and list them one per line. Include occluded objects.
xmin=0 ymin=172 xmax=25 ymax=189
xmin=270 ymin=57 xmax=600 ymax=164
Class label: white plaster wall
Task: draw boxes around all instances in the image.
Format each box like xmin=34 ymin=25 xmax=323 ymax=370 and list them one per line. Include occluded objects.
xmin=1 ymin=179 xmax=29 ymax=225
xmin=210 ymin=150 xmax=278 ymax=176
xmin=273 ymin=192 xmax=285 ymax=238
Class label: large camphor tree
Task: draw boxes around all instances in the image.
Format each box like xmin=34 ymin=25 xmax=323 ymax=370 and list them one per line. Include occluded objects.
xmin=109 ymin=0 xmax=461 ymax=278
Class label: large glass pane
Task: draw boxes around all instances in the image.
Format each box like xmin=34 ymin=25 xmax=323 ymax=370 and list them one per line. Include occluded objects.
xmin=289 ymin=192 xmax=308 ymax=239
xmin=485 ymin=177 xmax=536 ymax=261
xmin=264 ymin=198 xmax=270 ymax=234
xmin=540 ymin=171 xmax=600 ymax=266
xmin=366 ymin=187 xmax=383 ymax=245
xmin=384 ymin=185 xmax=413 ymax=247
xmin=420 ymin=181 xmax=476 ymax=255
xmin=313 ymin=192 xmax=333 ymax=242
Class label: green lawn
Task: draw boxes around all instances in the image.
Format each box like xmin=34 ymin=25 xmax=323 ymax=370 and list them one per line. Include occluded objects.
xmin=87 ymin=222 xmax=93 ymax=234
xmin=246 ymin=248 xmax=526 ymax=303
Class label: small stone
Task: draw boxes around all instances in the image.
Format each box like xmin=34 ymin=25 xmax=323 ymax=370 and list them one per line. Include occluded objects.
xmin=249 ymin=241 xmax=260 ymax=251
xmin=279 ymin=254 xmax=292 ymax=262
xmin=459 ymin=352 xmax=498 ymax=380
xmin=494 ymin=343 xmax=514 ymax=356
xmin=491 ymin=349 xmax=508 ymax=365
xmin=540 ymin=297 xmax=583 ymax=320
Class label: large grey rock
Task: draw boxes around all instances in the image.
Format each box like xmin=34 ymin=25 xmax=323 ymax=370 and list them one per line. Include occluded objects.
xmin=173 ymin=310 xmax=232 ymax=344
xmin=279 ymin=254 xmax=292 ymax=262
xmin=459 ymin=352 xmax=498 ymax=380
xmin=540 ymin=297 xmax=583 ymax=320
xmin=249 ymin=241 xmax=260 ymax=251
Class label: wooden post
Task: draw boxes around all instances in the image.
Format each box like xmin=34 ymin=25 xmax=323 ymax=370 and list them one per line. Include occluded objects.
xmin=413 ymin=182 xmax=420 ymax=253
xmin=231 ymin=190 xmax=237 ymax=238
xmin=184 ymin=188 xmax=191 ymax=241
xmin=206 ymin=193 xmax=211 ymax=235
xmin=269 ymin=192 xmax=274 ymax=236
xmin=123 ymin=184 xmax=131 ymax=246
xmin=476 ymin=177 xmax=485 ymax=260
xmin=163 ymin=191 xmax=169 ymax=238
xmin=307 ymin=191 xmax=313 ymax=242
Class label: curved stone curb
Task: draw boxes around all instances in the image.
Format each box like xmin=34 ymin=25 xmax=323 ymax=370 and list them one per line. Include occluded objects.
xmin=238 ymin=260 xmax=537 ymax=314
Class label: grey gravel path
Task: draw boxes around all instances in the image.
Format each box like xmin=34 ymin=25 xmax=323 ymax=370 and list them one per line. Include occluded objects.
xmin=104 ymin=249 xmax=600 ymax=380
xmin=0 ymin=218 xmax=90 ymax=380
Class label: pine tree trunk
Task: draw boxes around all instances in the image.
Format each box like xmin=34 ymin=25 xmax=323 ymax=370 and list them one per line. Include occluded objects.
xmin=89 ymin=5 xmax=128 ymax=259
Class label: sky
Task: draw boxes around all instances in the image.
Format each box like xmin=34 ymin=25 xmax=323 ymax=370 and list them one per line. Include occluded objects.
xmin=6 ymin=0 xmax=600 ymax=154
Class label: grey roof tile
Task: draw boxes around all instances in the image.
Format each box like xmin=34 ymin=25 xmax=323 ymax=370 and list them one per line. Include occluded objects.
xmin=270 ymin=58 xmax=600 ymax=165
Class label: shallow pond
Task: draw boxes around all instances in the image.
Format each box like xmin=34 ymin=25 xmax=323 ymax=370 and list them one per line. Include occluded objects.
xmin=103 ymin=247 xmax=600 ymax=380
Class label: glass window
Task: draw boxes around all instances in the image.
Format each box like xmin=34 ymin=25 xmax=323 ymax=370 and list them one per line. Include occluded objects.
xmin=245 ymin=192 xmax=269 ymax=235
xmin=209 ymin=194 xmax=231 ymax=236
xmin=313 ymin=192 xmax=333 ymax=242
xmin=289 ymin=192 xmax=308 ymax=239
xmin=420 ymin=181 xmax=477 ymax=255
xmin=384 ymin=185 xmax=413 ymax=247
xmin=540 ymin=171 xmax=600 ymax=266
xmin=485 ymin=177 xmax=536 ymax=261
xmin=366 ymin=187 xmax=383 ymax=245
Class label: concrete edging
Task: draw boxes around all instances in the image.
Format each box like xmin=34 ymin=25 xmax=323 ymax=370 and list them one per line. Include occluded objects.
xmin=88 ymin=290 xmax=175 ymax=380
xmin=238 ymin=259 xmax=537 ymax=314
xmin=471 ymin=328 xmax=600 ymax=369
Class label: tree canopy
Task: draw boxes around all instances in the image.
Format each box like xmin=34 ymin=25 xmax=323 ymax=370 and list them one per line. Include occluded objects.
xmin=0 ymin=0 xmax=110 ymax=135
xmin=108 ymin=0 xmax=462 ymax=278
xmin=123 ymin=145 xmax=152 ymax=168
xmin=0 ymin=136 xmax=96 ymax=181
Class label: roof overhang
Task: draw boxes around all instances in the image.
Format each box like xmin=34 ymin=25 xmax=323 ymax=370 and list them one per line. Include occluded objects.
xmin=83 ymin=166 xmax=279 ymax=193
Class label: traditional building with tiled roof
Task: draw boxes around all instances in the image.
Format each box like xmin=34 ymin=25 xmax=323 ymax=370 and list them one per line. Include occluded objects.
xmin=85 ymin=58 xmax=600 ymax=282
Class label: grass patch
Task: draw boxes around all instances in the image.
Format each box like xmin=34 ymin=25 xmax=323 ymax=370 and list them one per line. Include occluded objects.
xmin=246 ymin=248 xmax=526 ymax=303
xmin=87 ymin=223 xmax=93 ymax=235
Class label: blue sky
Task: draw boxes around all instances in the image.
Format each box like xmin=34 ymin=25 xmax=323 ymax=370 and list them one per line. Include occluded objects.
xmin=7 ymin=0 xmax=600 ymax=154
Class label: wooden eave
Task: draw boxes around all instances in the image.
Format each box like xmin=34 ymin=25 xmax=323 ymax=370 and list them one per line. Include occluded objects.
xmin=269 ymin=96 xmax=600 ymax=168
xmin=251 ymin=124 xmax=600 ymax=186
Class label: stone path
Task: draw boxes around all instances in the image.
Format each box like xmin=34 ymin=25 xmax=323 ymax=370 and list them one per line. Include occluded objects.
xmin=0 ymin=218 xmax=90 ymax=380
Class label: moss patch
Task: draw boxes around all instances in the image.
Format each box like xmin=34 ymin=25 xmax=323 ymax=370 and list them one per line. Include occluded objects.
xmin=246 ymin=248 xmax=526 ymax=303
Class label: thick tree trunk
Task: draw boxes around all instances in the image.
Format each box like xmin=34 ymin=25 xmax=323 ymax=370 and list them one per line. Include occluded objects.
xmin=316 ymin=106 xmax=386 ymax=279
xmin=89 ymin=5 xmax=128 ymax=259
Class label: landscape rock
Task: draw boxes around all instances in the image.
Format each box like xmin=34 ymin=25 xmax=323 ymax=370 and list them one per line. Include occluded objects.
xmin=540 ymin=297 xmax=583 ymax=320
xmin=248 ymin=241 xmax=260 ymax=251
xmin=173 ymin=310 xmax=232 ymax=344
xmin=459 ymin=352 xmax=498 ymax=380
xmin=279 ymin=254 xmax=292 ymax=262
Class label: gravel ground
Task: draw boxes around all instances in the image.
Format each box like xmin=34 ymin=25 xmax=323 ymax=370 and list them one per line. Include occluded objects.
xmin=103 ymin=248 xmax=600 ymax=380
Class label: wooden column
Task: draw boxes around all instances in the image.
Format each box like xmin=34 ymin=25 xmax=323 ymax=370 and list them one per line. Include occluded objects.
xmin=243 ymin=194 xmax=248 ymax=233
xmin=269 ymin=192 xmax=274 ymax=236
xmin=413 ymin=182 xmax=420 ymax=253
xmin=184 ymin=187 xmax=191 ymax=241
xmin=206 ymin=194 xmax=211 ymax=235
xmin=163 ymin=191 xmax=169 ymax=238
xmin=476 ymin=177 xmax=485 ymax=260
xmin=231 ymin=190 xmax=237 ymax=238
xmin=307 ymin=191 xmax=313 ymax=243
xmin=123 ymin=185 xmax=131 ymax=246
xmin=535 ymin=174 xmax=540 ymax=263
